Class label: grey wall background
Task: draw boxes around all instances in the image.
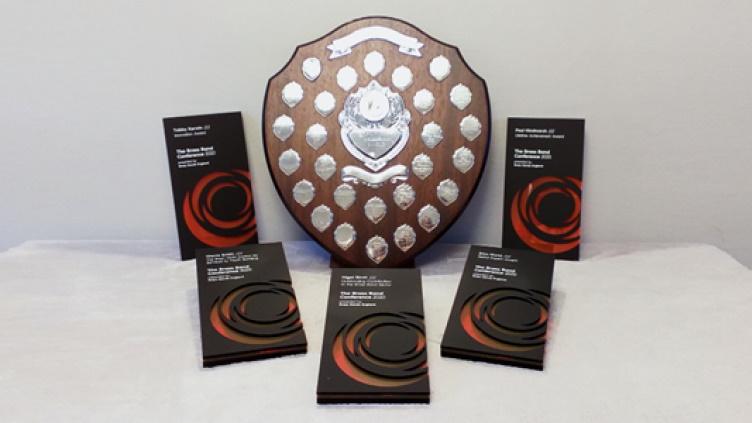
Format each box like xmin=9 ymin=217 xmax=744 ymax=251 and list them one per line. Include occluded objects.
xmin=2 ymin=1 xmax=751 ymax=266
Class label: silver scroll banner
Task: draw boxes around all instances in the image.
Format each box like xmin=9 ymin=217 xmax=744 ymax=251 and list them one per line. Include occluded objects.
xmin=341 ymin=164 xmax=408 ymax=188
xmin=327 ymin=26 xmax=424 ymax=59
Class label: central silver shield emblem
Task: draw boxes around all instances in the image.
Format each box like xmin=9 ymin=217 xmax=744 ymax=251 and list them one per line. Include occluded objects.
xmin=339 ymin=80 xmax=411 ymax=176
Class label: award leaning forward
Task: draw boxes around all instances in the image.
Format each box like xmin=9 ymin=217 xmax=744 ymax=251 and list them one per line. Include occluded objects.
xmin=263 ymin=16 xmax=491 ymax=267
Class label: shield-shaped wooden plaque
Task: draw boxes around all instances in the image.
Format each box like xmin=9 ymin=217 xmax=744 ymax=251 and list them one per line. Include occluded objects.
xmin=263 ymin=16 xmax=491 ymax=267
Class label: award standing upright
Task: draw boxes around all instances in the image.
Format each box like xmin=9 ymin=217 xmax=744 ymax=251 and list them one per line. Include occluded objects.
xmin=163 ymin=112 xmax=258 ymax=260
xmin=502 ymin=118 xmax=585 ymax=260
xmin=262 ymin=16 xmax=491 ymax=267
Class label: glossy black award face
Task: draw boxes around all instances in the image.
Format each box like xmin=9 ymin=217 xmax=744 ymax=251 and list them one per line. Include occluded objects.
xmin=263 ymin=16 xmax=491 ymax=267
xmin=441 ymin=246 xmax=554 ymax=370
xmin=163 ymin=112 xmax=258 ymax=260
xmin=317 ymin=268 xmax=429 ymax=403
xmin=196 ymin=243 xmax=306 ymax=367
xmin=502 ymin=118 xmax=584 ymax=260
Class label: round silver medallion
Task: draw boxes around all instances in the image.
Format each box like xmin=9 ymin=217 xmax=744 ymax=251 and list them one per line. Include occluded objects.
xmin=311 ymin=205 xmax=333 ymax=232
xmin=333 ymin=183 xmax=356 ymax=210
xmin=314 ymin=154 xmax=336 ymax=181
xmin=429 ymin=55 xmax=451 ymax=81
xmin=336 ymin=65 xmax=358 ymax=91
xmin=363 ymin=51 xmax=386 ymax=77
xmin=359 ymin=88 xmax=391 ymax=122
xmin=281 ymin=81 xmax=304 ymax=108
xmin=392 ymin=183 xmax=416 ymax=210
xmin=278 ymin=149 xmax=301 ymax=176
xmin=305 ymin=123 xmax=328 ymax=150
xmin=460 ymin=114 xmax=482 ymax=141
xmin=450 ymin=83 xmax=472 ymax=110
xmin=413 ymin=89 xmax=435 ymax=114
xmin=421 ymin=121 xmax=443 ymax=149
xmin=366 ymin=236 xmax=389 ymax=264
xmin=452 ymin=146 xmax=475 ymax=173
xmin=437 ymin=179 xmax=460 ymax=206
xmin=314 ymin=91 xmax=336 ymax=117
xmin=333 ymin=223 xmax=356 ymax=251
xmin=393 ymin=224 xmax=417 ymax=252
xmin=302 ymin=57 xmax=321 ymax=81
xmin=272 ymin=115 xmax=294 ymax=142
xmin=364 ymin=196 xmax=387 ymax=224
xmin=391 ymin=65 xmax=413 ymax=91
xmin=292 ymin=179 xmax=315 ymax=206
xmin=411 ymin=154 xmax=434 ymax=180
xmin=418 ymin=205 xmax=440 ymax=232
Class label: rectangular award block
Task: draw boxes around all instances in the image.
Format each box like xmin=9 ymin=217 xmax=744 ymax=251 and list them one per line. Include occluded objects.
xmin=441 ymin=245 xmax=554 ymax=370
xmin=316 ymin=268 xmax=430 ymax=404
xmin=502 ymin=118 xmax=584 ymax=260
xmin=163 ymin=111 xmax=257 ymax=260
xmin=196 ymin=243 xmax=306 ymax=367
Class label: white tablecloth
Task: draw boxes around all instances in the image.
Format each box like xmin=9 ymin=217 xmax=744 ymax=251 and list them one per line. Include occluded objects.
xmin=1 ymin=241 xmax=750 ymax=422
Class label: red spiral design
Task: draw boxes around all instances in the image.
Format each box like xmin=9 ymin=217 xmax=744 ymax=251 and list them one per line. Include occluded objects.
xmin=460 ymin=288 xmax=549 ymax=353
xmin=332 ymin=312 xmax=428 ymax=388
xmin=510 ymin=176 xmax=581 ymax=254
xmin=209 ymin=282 xmax=303 ymax=346
xmin=182 ymin=169 xmax=257 ymax=247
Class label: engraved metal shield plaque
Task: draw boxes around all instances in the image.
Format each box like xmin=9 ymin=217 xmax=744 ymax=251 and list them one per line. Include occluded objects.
xmin=263 ymin=16 xmax=491 ymax=267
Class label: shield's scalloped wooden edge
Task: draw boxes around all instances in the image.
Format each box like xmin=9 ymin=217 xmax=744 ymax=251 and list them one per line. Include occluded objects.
xmin=261 ymin=15 xmax=492 ymax=267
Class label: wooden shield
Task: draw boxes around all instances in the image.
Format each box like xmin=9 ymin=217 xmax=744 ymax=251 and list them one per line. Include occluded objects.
xmin=263 ymin=16 xmax=490 ymax=267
